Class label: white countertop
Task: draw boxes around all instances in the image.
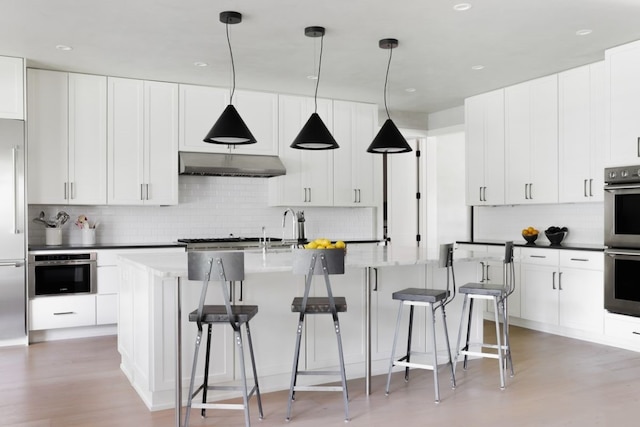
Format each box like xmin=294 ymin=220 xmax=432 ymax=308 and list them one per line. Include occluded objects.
xmin=118 ymin=245 xmax=492 ymax=278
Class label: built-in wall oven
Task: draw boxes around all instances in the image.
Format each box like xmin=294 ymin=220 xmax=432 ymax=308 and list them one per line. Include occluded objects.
xmin=28 ymin=252 xmax=97 ymax=298
xmin=604 ymin=165 xmax=640 ymax=316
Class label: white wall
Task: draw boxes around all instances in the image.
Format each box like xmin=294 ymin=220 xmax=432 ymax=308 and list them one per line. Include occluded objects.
xmin=28 ymin=176 xmax=377 ymax=246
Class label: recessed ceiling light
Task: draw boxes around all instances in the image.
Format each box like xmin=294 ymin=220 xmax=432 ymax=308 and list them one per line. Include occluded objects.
xmin=55 ymin=44 xmax=72 ymax=51
xmin=471 ymin=65 xmax=485 ymax=70
xmin=576 ymin=29 xmax=593 ymax=36
xmin=453 ymin=3 xmax=472 ymax=11
xmin=193 ymin=61 xmax=208 ymax=67
xmin=307 ymin=75 xmax=318 ymax=80
xmin=405 ymin=88 xmax=417 ymax=93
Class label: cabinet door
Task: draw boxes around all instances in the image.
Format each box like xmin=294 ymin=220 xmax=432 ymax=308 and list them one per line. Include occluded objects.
xmin=558 ymin=268 xmax=603 ymax=333
xmin=232 ymin=90 xmax=279 ymax=156
xmin=465 ymin=94 xmax=486 ymax=205
xmin=178 ymin=84 xmax=228 ymax=153
xmin=270 ymin=95 xmax=334 ymax=206
xmin=144 ymin=81 xmax=178 ymax=205
xmin=520 ymin=264 xmax=559 ymax=324
xmin=589 ymin=61 xmax=605 ymax=201
xmin=333 ymin=101 xmax=377 ymax=207
xmin=606 ymin=40 xmax=640 ymax=166
xmin=0 ymin=56 xmax=24 ymax=119
xmin=68 ymin=73 xmax=107 ymax=205
xmin=107 ymin=77 xmax=145 ymax=205
xmin=505 ymin=82 xmax=532 ymax=204
xmin=27 ymin=69 xmax=69 ymax=204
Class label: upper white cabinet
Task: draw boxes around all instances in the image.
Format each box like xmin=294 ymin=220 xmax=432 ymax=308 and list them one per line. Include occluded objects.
xmin=505 ymin=74 xmax=559 ymax=205
xmin=27 ymin=69 xmax=107 ymax=205
xmin=559 ymin=62 xmax=605 ymax=203
xmin=108 ymin=77 xmax=178 ymax=205
xmin=465 ymin=89 xmax=505 ymax=205
xmin=606 ymin=40 xmax=640 ymax=166
xmin=0 ymin=56 xmax=24 ymax=119
xmin=269 ymin=94 xmax=334 ymax=206
xmin=178 ymin=84 xmax=278 ymax=156
xmin=332 ymin=100 xmax=378 ymax=207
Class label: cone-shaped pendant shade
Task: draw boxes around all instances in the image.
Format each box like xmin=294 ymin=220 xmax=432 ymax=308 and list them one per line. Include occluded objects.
xmin=290 ymin=113 xmax=339 ymax=150
xmin=367 ymin=118 xmax=412 ymax=153
xmin=203 ymin=104 xmax=257 ymax=145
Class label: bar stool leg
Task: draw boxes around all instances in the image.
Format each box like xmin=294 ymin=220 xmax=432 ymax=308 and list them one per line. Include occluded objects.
xmin=385 ymin=300 xmax=404 ymax=395
xmin=429 ymin=303 xmax=440 ymax=403
xmin=234 ymin=327 xmax=252 ymax=427
xmin=463 ymin=298 xmax=475 ymax=369
xmin=492 ymin=297 xmax=505 ymax=390
xmin=501 ymin=299 xmax=514 ymax=377
xmin=405 ymin=305 xmax=415 ymax=381
xmin=454 ymin=294 xmax=468 ymax=373
xmin=245 ymin=321 xmax=264 ymax=419
xmin=201 ymin=324 xmax=212 ymax=418
xmin=332 ymin=312 xmax=350 ymax=421
xmin=440 ymin=305 xmax=456 ymax=389
xmin=185 ymin=325 xmax=204 ymax=427
xmin=286 ymin=313 xmax=305 ymax=421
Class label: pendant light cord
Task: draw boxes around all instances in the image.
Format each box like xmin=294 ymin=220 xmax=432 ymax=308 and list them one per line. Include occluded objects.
xmin=314 ymin=33 xmax=324 ymax=113
xmin=225 ymin=21 xmax=236 ymax=104
xmin=383 ymin=46 xmax=393 ymax=120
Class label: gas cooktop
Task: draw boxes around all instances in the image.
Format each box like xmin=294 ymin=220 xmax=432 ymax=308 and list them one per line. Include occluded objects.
xmin=178 ymin=236 xmax=283 ymax=250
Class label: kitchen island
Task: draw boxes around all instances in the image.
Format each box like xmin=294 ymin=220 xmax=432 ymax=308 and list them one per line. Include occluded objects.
xmin=117 ymin=245 xmax=492 ymax=412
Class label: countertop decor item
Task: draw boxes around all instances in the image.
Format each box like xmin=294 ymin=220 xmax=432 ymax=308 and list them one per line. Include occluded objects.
xmin=290 ymin=26 xmax=339 ymax=150
xmin=367 ymin=38 xmax=412 ymax=154
xmin=203 ymin=11 xmax=256 ymax=145
xmin=545 ymin=226 xmax=568 ymax=246
xmin=522 ymin=226 xmax=539 ymax=245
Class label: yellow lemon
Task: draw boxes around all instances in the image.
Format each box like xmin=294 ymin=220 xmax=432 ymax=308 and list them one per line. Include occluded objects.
xmin=335 ymin=241 xmax=346 ymax=249
xmin=327 ymin=244 xmax=336 ymax=249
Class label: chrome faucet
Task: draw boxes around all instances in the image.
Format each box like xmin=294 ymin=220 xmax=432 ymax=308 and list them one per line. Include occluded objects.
xmin=283 ymin=209 xmax=306 ymax=244
xmin=283 ymin=208 xmax=297 ymax=242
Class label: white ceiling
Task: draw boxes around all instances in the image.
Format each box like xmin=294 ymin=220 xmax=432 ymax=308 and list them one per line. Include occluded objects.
xmin=3 ymin=0 xmax=640 ymax=116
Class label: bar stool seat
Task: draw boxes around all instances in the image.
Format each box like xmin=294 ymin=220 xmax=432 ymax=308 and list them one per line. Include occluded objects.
xmin=184 ymin=251 xmax=263 ymax=427
xmin=385 ymin=244 xmax=457 ymax=403
xmin=286 ymin=249 xmax=350 ymax=422
xmin=455 ymin=241 xmax=515 ymax=390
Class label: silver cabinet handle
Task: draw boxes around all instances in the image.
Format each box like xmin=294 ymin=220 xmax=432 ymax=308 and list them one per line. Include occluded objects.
xmin=584 ymin=179 xmax=588 ymax=197
xmin=552 ymin=271 xmax=556 ymax=290
xmin=238 ymin=280 xmax=244 ymax=302
xmin=145 ymin=183 xmax=150 ymax=200
xmin=53 ymin=311 xmax=76 ymax=316
xmin=480 ymin=261 xmax=486 ymax=282
xmin=589 ymin=179 xmax=593 ymax=197
xmin=530 ymin=255 xmax=546 ymax=259
xmin=480 ymin=187 xmax=483 ymax=202
xmin=570 ymin=258 xmax=588 ymax=262
xmin=524 ymin=184 xmax=529 ymax=199
xmin=529 ymin=183 xmax=533 ymax=199
xmin=354 ymin=189 xmax=358 ymax=203
xmin=64 ymin=182 xmax=68 ymax=200
xmin=70 ymin=182 xmax=75 ymax=200
xmin=486 ymin=264 xmax=491 ymax=281
xmin=637 ymin=137 xmax=640 ymax=157
xmin=358 ymin=189 xmax=361 ymax=203
xmin=308 ymin=187 xmax=311 ymax=203
xmin=483 ymin=187 xmax=487 ymax=202
xmin=558 ymin=272 xmax=563 ymax=290
xmin=373 ymin=267 xmax=378 ymax=291
xmin=0 ymin=261 xmax=20 ymax=267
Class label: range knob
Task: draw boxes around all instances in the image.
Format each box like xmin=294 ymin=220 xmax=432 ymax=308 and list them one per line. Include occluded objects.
xmin=622 ymin=170 xmax=629 ymax=178
xmin=609 ymin=171 xmax=617 ymax=179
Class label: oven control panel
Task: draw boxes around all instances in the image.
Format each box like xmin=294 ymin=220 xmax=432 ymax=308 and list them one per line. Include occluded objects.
xmin=605 ymin=165 xmax=640 ymax=184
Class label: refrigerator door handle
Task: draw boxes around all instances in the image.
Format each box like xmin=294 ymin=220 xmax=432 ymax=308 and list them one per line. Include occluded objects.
xmin=11 ymin=146 xmax=18 ymax=233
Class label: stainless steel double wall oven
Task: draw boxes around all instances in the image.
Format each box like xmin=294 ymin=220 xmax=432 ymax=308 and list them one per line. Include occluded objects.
xmin=604 ymin=165 xmax=640 ymax=316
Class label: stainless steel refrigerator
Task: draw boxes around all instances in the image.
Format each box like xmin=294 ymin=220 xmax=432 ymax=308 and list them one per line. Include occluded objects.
xmin=0 ymin=119 xmax=26 ymax=345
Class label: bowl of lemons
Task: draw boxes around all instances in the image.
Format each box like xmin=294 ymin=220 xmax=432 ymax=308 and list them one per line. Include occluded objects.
xmin=304 ymin=238 xmax=347 ymax=251
xmin=522 ymin=226 xmax=539 ymax=245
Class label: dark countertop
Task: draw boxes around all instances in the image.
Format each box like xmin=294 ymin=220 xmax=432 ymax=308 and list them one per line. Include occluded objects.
xmin=457 ymin=240 xmax=605 ymax=252
xmin=29 ymin=242 xmax=187 ymax=252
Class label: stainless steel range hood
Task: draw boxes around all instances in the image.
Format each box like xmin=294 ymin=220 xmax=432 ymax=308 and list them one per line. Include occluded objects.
xmin=178 ymin=151 xmax=286 ymax=178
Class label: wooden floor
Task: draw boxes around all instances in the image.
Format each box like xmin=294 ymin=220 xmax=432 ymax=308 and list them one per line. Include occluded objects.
xmin=1 ymin=323 xmax=639 ymax=427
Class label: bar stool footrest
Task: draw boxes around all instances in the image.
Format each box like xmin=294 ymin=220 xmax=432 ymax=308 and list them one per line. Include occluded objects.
xmin=293 ymin=385 xmax=346 ymax=392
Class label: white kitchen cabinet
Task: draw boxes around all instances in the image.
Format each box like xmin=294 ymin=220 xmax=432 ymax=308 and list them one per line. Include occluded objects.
xmin=27 ymin=70 xmax=107 ymax=205
xmin=505 ymin=74 xmax=559 ymax=204
xmin=107 ymin=77 xmax=178 ymax=205
xmin=333 ymin=100 xmax=379 ymax=207
xmin=520 ymin=248 xmax=603 ymax=334
xmin=559 ymin=62 xmax=605 ymax=202
xmin=605 ymin=39 xmax=640 ymax=166
xmin=269 ymin=94 xmax=334 ymax=206
xmin=29 ymin=294 xmax=97 ymax=330
xmin=178 ymin=84 xmax=278 ymax=156
xmin=465 ymin=89 xmax=505 ymax=205
xmin=0 ymin=56 xmax=24 ymax=119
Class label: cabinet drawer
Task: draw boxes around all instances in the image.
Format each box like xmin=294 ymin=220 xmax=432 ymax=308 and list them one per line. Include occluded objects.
xmin=559 ymin=250 xmax=604 ymax=270
xmin=605 ymin=312 xmax=640 ymax=346
xmin=520 ymin=247 xmax=559 ymax=265
xmin=29 ymin=295 xmax=96 ymax=330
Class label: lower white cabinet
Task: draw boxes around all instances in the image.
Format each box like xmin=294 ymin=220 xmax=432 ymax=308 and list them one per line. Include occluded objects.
xmin=520 ymin=248 xmax=604 ymax=334
xmin=29 ymin=295 xmax=97 ymax=330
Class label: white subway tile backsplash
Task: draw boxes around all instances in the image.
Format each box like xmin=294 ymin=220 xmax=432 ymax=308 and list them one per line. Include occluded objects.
xmin=28 ymin=176 xmax=377 ymax=246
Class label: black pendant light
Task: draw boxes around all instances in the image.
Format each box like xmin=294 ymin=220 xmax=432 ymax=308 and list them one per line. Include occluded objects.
xmin=290 ymin=26 xmax=339 ymax=150
xmin=203 ymin=11 xmax=257 ymax=145
xmin=367 ymin=38 xmax=411 ymax=153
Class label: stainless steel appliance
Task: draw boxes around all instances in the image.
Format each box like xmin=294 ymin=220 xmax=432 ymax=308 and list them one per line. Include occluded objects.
xmin=28 ymin=253 xmax=97 ymax=298
xmin=0 ymin=119 xmax=26 ymax=344
xmin=604 ymin=165 xmax=640 ymax=316
xmin=178 ymin=237 xmax=284 ymax=251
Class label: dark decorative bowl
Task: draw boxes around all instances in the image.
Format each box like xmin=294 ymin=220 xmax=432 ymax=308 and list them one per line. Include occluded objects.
xmin=522 ymin=233 xmax=538 ymax=245
xmin=545 ymin=231 xmax=566 ymax=246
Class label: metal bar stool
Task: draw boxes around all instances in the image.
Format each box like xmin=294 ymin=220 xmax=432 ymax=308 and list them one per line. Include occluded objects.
xmin=455 ymin=241 xmax=515 ymax=389
xmin=286 ymin=249 xmax=349 ymax=422
xmin=184 ymin=251 xmax=263 ymax=427
xmin=385 ymin=243 xmax=457 ymax=403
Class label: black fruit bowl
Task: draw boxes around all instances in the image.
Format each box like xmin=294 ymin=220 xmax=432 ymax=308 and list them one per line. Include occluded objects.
xmin=545 ymin=231 xmax=565 ymax=246
xmin=522 ymin=233 xmax=538 ymax=245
